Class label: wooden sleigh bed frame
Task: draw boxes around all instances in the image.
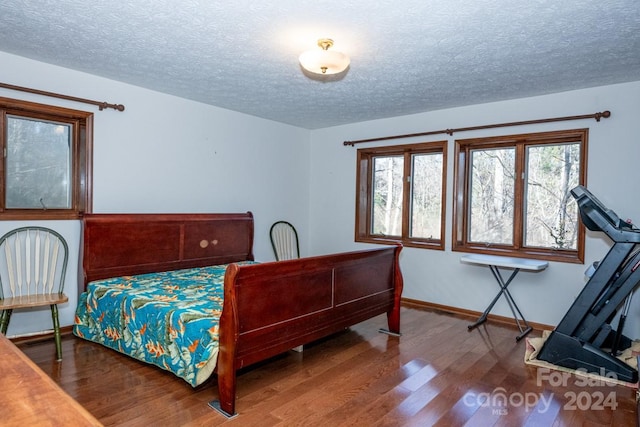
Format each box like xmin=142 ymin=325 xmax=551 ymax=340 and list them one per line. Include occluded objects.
xmin=79 ymin=212 xmax=403 ymax=417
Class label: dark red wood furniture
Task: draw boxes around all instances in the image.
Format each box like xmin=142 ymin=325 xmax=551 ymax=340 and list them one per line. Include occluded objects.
xmin=80 ymin=212 xmax=403 ymax=417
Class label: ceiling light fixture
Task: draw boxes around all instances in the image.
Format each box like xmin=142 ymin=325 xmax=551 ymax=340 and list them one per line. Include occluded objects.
xmin=299 ymin=38 xmax=350 ymax=75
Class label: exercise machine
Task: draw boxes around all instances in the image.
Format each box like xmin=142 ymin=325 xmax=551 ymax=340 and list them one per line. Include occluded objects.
xmin=537 ymin=185 xmax=640 ymax=383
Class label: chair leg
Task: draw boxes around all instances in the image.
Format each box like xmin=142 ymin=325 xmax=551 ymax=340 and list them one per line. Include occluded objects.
xmin=50 ymin=304 xmax=62 ymax=361
xmin=0 ymin=309 xmax=12 ymax=335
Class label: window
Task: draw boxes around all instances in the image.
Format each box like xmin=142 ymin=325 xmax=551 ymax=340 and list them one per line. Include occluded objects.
xmin=355 ymin=141 xmax=447 ymax=249
xmin=453 ymin=129 xmax=587 ymax=263
xmin=0 ymin=97 xmax=93 ymax=219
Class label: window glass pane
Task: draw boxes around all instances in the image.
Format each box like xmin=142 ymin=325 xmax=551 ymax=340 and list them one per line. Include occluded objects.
xmin=372 ymin=156 xmax=403 ymax=236
xmin=6 ymin=116 xmax=72 ymax=209
xmin=525 ymin=143 xmax=580 ymax=249
xmin=410 ymin=152 xmax=442 ymax=239
xmin=469 ymin=148 xmax=515 ymax=244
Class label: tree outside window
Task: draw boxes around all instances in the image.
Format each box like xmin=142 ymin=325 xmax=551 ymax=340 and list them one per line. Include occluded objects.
xmin=356 ymin=141 xmax=446 ymax=250
xmin=0 ymin=97 xmax=93 ymax=220
xmin=453 ymin=129 xmax=587 ymax=263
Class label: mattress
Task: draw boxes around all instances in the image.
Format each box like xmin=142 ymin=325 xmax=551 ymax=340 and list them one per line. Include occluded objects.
xmin=73 ymin=262 xmax=255 ymax=386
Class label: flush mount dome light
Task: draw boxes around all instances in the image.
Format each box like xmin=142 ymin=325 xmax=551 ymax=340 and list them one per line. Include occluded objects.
xmin=299 ymin=38 xmax=350 ymax=75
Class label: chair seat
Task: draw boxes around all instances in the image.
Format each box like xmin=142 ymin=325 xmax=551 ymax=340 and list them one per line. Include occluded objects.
xmin=0 ymin=293 xmax=68 ymax=310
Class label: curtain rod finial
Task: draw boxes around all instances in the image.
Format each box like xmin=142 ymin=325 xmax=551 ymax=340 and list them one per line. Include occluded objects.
xmin=99 ymin=102 xmax=126 ymax=112
xmin=595 ymin=110 xmax=611 ymax=122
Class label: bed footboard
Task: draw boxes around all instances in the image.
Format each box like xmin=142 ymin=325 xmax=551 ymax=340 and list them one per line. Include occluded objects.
xmin=212 ymin=245 xmax=403 ymax=417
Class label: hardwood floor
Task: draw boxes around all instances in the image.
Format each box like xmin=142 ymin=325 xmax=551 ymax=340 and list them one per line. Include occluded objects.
xmin=17 ymin=306 xmax=638 ymax=426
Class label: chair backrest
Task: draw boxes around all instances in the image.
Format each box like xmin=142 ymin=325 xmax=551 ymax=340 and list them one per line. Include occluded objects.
xmin=0 ymin=227 xmax=69 ymax=299
xmin=269 ymin=221 xmax=300 ymax=261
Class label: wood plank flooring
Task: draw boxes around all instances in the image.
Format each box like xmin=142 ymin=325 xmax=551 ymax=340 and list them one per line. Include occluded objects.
xmin=17 ymin=306 xmax=638 ymax=426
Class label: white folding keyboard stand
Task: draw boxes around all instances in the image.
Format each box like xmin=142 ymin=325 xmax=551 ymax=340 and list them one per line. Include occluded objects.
xmin=461 ymin=254 xmax=548 ymax=341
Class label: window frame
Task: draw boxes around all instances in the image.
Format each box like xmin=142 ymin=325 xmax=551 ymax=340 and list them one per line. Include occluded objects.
xmin=355 ymin=141 xmax=447 ymax=250
xmin=0 ymin=97 xmax=93 ymax=220
xmin=452 ymin=128 xmax=588 ymax=263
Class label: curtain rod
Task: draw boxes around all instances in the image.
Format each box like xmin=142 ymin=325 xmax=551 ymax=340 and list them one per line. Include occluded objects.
xmin=0 ymin=82 xmax=125 ymax=112
xmin=343 ymin=110 xmax=610 ymax=146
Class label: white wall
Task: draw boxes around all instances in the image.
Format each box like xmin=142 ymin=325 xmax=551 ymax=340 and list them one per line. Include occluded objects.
xmin=308 ymin=81 xmax=640 ymax=338
xmin=0 ymin=51 xmax=311 ymax=337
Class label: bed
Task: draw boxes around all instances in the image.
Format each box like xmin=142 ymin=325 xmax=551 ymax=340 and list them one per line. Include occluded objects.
xmin=73 ymin=212 xmax=403 ymax=417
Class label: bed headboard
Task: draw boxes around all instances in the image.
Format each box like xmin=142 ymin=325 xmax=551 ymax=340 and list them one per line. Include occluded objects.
xmin=79 ymin=212 xmax=254 ymax=292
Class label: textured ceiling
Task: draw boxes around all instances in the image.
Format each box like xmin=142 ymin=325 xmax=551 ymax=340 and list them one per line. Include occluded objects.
xmin=1 ymin=1 xmax=639 ymax=129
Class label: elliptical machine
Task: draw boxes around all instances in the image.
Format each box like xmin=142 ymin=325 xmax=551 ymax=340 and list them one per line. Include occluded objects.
xmin=537 ymin=185 xmax=640 ymax=383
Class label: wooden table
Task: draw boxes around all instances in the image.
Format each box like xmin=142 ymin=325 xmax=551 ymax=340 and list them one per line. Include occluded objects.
xmin=461 ymin=254 xmax=548 ymax=341
xmin=0 ymin=333 xmax=102 ymax=426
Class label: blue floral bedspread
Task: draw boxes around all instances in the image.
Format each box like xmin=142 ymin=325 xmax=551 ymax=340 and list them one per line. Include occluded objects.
xmin=73 ymin=262 xmax=254 ymax=386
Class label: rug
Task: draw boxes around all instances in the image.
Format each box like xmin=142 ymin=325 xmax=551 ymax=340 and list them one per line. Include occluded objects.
xmin=524 ymin=330 xmax=640 ymax=388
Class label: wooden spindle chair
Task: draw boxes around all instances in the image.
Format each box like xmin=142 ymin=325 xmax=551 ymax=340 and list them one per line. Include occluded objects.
xmin=0 ymin=227 xmax=69 ymax=361
xmin=269 ymin=221 xmax=300 ymax=261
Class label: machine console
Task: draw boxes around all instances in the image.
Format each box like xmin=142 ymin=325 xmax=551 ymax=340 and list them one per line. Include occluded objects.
xmin=571 ymin=185 xmax=631 ymax=232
